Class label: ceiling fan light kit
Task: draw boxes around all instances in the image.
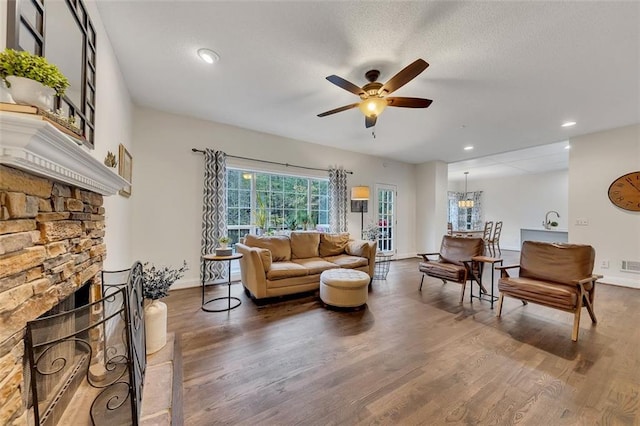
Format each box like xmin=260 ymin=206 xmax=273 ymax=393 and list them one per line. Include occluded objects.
xmin=318 ymin=58 xmax=433 ymax=128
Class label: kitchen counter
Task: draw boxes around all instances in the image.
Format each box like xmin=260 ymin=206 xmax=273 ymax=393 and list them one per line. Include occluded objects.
xmin=520 ymin=227 xmax=568 ymax=245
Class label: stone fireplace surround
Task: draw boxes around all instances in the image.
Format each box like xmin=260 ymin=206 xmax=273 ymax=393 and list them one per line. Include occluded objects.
xmin=0 ymin=111 xmax=129 ymax=425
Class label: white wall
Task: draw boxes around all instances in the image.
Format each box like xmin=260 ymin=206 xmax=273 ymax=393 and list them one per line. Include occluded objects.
xmin=1 ymin=2 xmax=135 ymax=269
xmin=131 ymin=107 xmax=417 ymax=288
xmin=569 ymin=124 xmax=640 ymax=288
xmin=448 ymin=170 xmax=569 ymax=250
xmin=84 ymin=1 xmax=134 ymax=270
xmin=415 ymin=161 xmax=448 ymax=252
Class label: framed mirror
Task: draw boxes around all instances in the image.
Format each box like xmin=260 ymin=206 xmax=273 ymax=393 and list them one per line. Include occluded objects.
xmin=6 ymin=0 xmax=97 ymax=148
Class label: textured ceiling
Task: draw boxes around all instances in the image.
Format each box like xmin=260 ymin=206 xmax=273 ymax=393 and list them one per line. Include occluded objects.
xmin=96 ymin=1 xmax=640 ymax=165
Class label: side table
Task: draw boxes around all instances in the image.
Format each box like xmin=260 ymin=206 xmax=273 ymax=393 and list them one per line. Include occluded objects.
xmin=374 ymin=251 xmax=393 ymax=280
xmin=470 ymin=255 xmax=503 ymax=309
xmin=201 ymin=253 xmax=243 ymax=312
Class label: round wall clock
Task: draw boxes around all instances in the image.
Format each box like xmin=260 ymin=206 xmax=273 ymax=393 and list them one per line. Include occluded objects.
xmin=608 ymin=171 xmax=640 ymax=211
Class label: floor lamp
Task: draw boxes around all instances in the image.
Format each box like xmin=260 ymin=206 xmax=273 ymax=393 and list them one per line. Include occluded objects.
xmin=351 ymin=186 xmax=370 ymax=237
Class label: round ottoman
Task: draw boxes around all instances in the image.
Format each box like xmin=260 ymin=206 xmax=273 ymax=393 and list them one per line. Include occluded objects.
xmin=320 ymin=269 xmax=370 ymax=308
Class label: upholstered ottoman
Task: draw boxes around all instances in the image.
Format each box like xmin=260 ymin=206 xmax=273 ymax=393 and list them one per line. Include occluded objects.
xmin=319 ymin=269 xmax=370 ymax=308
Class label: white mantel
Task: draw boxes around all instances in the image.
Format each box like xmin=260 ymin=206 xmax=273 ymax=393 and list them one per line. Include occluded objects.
xmin=0 ymin=111 xmax=129 ymax=195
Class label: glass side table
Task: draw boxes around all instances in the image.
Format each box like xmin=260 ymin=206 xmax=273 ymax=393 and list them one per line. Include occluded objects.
xmin=201 ymin=253 xmax=243 ymax=312
xmin=374 ymin=251 xmax=393 ymax=280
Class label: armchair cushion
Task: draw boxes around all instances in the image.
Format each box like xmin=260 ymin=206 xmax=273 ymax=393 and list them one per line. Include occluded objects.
xmin=498 ymin=276 xmax=578 ymax=310
xmin=245 ymin=234 xmax=291 ymax=261
xmin=520 ymin=241 xmax=595 ymax=286
xmin=419 ymin=260 xmax=467 ymax=282
xmin=439 ymin=236 xmax=484 ymax=266
xmin=319 ymin=233 xmax=350 ymax=257
xmin=290 ymin=232 xmax=321 ymax=259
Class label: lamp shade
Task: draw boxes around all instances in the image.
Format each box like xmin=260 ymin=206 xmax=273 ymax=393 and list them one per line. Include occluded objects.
xmin=358 ymin=98 xmax=387 ymax=118
xmin=351 ymin=186 xmax=370 ymax=200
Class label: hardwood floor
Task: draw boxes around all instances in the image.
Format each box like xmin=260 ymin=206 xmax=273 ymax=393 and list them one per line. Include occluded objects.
xmin=164 ymin=252 xmax=640 ymax=425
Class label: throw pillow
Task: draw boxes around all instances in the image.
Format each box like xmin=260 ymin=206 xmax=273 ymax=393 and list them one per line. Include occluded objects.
xmin=319 ymin=233 xmax=350 ymax=257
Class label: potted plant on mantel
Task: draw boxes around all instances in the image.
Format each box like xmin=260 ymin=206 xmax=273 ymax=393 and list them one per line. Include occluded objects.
xmin=142 ymin=261 xmax=188 ymax=354
xmin=0 ymin=48 xmax=69 ymax=110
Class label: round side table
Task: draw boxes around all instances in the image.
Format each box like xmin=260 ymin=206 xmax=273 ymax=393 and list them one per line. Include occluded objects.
xmin=201 ymin=253 xmax=243 ymax=312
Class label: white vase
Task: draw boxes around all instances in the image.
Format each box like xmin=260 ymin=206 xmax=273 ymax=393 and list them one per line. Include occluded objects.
xmin=0 ymin=80 xmax=14 ymax=104
xmin=219 ymin=242 xmax=228 ymax=250
xmin=6 ymin=76 xmax=55 ymax=110
xmin=144 ymin=299 xmax=167 ymax=355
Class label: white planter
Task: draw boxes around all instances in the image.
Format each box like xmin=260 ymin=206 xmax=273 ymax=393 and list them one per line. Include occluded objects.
xmin=0 ymin=80 xmax=14 ymax=103
xmin=144 ymin=299 xmax=168 ymax=354
xmin=6 ymin=76 xmax=55 ymax=110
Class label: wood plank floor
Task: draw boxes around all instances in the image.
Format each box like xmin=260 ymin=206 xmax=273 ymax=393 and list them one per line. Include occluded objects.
xmin=164 ymin=251 xmax=640 ymax=425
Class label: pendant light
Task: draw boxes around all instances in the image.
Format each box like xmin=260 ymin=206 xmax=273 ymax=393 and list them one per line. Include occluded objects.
xmin=458 ymin=172 xmax=474 ymax=208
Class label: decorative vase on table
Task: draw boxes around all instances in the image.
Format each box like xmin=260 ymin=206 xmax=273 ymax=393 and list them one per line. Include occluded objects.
xmin=6 ymin=76 xmax=55 ymax=110
xmin=142 ymin=260 xmax=188 ymax=355
xmin=144 ymin=299 xmax=167 ymax=354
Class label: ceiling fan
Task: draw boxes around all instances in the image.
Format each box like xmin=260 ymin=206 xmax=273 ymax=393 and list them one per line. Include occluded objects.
xmin=317 ymin=58 xmax=433 ymax=128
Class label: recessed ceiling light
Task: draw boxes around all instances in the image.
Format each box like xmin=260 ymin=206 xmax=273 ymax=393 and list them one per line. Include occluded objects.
xmin=565 ymin=145 xmax=571 ymax=150
xmin=464 ymin=146 xmax=474 ymax=151
xmin=197 ymin=48 xmax=220 ymax=64
xmin=561 ymin=121 xmax=576 ymax=127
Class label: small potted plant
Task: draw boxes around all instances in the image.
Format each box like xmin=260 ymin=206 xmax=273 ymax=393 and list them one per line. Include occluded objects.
xmin=218 ymin=236 xmax=231 ymax=249
xmin=0 ymin=48 xmax=69 ymax=110
xmin=142 ymin=260 xmax=188 ymax=354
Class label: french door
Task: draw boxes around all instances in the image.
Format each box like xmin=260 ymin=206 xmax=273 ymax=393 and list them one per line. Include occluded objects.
xmin=375 ymin=184 xmax=396 ymax=254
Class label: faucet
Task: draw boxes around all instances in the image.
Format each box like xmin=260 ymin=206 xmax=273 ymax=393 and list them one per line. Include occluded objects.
xmin=543 ymin=211 xmax=560 ymax=229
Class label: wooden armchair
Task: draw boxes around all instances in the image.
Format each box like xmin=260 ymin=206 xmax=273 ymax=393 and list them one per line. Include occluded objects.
xmin=496 ymin=241 xmax=602 ymax=342
xmin=418 ymin=236 xmax=484 ymax=303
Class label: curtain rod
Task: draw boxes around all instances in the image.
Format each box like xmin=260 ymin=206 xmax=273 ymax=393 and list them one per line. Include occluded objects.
xmin=191 ymin=148 xmax=353 ymax=174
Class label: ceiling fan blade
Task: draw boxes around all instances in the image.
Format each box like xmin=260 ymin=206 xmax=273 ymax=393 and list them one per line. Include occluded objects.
xmin=386 ymin=97 xmax=433 ymax=108
xmin=317 ymin=103 xmax=360 ymax=117
xmin=326 ymin=75 xmax=366 ymax=97
xmin=365 ymin=115 xmax=377 ymax=128
xmin=378 ymin=59 xmax=429 ymax=95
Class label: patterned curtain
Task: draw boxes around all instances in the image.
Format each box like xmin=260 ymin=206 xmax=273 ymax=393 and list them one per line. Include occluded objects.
xmin=328 ymin=167 xmax=348 ymax=233
xmin=201 ymin=149 xmax=227 ymax=283
xmin=448 ymin=190 xmax=482 ymax=230
xmin=470 ymin=191 xmax=483 ymax=230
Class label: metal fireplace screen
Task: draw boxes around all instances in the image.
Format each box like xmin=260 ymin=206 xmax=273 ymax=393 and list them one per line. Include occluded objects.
xmin=25 ymin=262 xmax=146 ymax=426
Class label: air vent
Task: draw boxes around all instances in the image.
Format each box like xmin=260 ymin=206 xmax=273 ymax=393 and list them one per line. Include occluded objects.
xmin=621 ymin=260 xmax=640 ymax=274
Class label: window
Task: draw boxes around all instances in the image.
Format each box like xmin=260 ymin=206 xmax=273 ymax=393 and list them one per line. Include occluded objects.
xmin=376 ymin=184 xmax=396 ymax=253
xmin=226 ymin=168 xmax=329 ymax=245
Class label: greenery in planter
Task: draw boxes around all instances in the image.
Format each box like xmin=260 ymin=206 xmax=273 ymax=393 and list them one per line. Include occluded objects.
xmin=0 ymin=48 xmax=70 ymax=96
xmin=142 ymin=261 xmax=188 ymax=300
xmin=218 ymin=236 xmax=231 ymax=244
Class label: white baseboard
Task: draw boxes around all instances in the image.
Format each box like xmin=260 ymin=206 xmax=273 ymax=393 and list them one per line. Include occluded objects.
xmin=598 ymin=275 xmax=640 ymax=289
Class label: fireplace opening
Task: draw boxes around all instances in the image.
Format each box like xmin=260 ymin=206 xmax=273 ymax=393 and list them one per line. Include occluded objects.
xmin=24 ymin=263 xmax=146 ymax=426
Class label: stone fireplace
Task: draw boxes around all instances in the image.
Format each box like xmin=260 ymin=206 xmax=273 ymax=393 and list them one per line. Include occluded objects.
xmin=0 ymin=110 xmax=130 ymax=425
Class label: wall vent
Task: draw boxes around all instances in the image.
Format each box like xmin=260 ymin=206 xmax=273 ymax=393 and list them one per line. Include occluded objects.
xmin=621 ymin=260 xmax=640 ymax=274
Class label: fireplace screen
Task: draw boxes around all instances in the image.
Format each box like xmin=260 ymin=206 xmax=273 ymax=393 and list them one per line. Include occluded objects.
xmin=25 ymin=263 xmax=145 ymax=426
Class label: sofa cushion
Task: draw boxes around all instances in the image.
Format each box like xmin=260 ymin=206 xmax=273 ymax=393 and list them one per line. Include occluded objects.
xmin=266 ymin=262 xmax=308 ymax=280
xmin=345 ymin=240 xmax=371 ymax=259
xmin=257 ymin=248 xmax=272 ymax=272
xmin=245 ymin=235 xmax=291 ymax=261
xmin=292 ymin=257 xmax=339 ymax=275
xmin=290 ymin=232 xmax=321 ymax=259
xmin=319 ymin=233 xmax=350 ymax=257
xmin=323 ymin=254 xmax=368 ymax=269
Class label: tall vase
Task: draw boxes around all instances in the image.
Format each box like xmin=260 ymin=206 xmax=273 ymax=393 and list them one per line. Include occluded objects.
xmin=144 ymin=299 xmax=167 ymax=354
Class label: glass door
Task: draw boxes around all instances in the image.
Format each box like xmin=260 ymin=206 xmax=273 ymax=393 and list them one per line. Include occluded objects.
xmin=376 ymin=184 xmax=396 ymax=253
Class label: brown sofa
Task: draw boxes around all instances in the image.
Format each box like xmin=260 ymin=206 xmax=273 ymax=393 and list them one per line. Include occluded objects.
xmin=497 ymin=241 xmax=602 ymax=342
xmin=236 ymin=232 xmax=376 ymax=300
